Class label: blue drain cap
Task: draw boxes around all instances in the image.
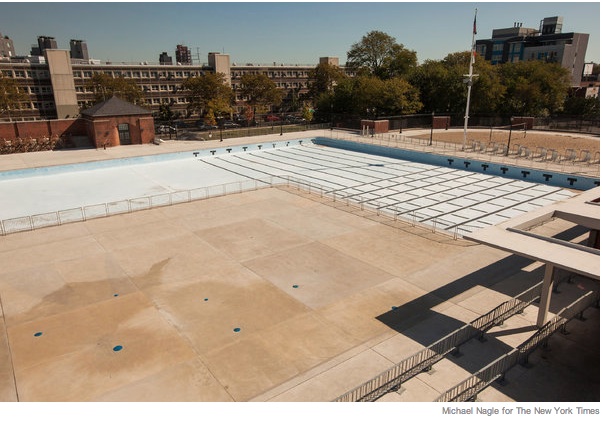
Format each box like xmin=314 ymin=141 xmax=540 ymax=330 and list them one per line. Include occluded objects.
xmin=34 ymin=332 xmax=43 ymax=337
xmin=233 ymin=327 xmax=241 ymax=333
xmin=113 ymin=345 xmax=123 ymax=352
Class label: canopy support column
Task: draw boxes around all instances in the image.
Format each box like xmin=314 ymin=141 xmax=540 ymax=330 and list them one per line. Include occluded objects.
xmin=537 ymin=263 xmax=556 ymax=327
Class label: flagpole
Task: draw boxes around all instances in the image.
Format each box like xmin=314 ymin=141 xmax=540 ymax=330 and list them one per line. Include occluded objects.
xmin=462 ymin=8 xmax=478 ymax=151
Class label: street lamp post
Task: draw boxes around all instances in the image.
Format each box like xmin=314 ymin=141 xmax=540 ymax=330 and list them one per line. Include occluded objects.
xmin=280 ymin=106 xmax=284 ymax=136
xmin=218 ymin=117 xmax=223 ymax=142
xmin=399 ymin=106 xmax=403 ymax=134
xmin=429 ymin=111 xmax=435 ymax=146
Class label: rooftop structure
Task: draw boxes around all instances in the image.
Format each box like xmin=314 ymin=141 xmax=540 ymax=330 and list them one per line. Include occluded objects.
xmin=0 ymin=32 xmax=15 ymax=58
xmin=69 ymin=39 xmax=89 ymax=60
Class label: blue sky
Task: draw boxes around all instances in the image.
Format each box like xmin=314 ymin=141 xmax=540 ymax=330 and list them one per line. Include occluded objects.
xmin=0 ymin=2 xmax=599 ymax=65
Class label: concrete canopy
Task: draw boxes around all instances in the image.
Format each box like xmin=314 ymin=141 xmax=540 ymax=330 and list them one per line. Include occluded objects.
xmin=464 ymin=187 xmax=600 ymax=281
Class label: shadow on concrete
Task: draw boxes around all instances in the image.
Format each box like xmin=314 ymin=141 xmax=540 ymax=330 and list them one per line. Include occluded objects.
xmin=373 ymin=224 xmax=598 ymax=402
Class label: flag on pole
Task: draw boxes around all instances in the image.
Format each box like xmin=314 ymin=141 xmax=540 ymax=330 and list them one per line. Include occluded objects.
xmin=473 ymin=14 xmax=477 ymax=35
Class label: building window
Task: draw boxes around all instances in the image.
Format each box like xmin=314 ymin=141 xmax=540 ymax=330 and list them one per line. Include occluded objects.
xmin=118 ymin=123 xmax=131 ymax=145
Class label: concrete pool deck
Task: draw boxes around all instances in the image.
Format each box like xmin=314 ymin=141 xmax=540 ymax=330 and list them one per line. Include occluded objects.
xmin=0 ymin=129 xmax=599 ymax=405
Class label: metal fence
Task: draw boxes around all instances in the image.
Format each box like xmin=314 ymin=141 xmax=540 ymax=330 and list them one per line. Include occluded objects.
xmin=327 ymin=131 xmax=600 ymax=176
xmin=434 ymin=289 xmax=600 ymax=402
xmin=283 ymin=176 xmax=466 ymax=239
xmin=0 ymin=177 xmax=283 ymax=236
xmin=1 ymin=172 xmax=469 ymax=239
xmin=332 ymin=282 xmax=543 ymax=402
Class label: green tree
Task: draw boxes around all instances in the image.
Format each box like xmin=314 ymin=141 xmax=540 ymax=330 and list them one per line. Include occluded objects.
xmin=379 ymin=77 xmax=422 ymax=116
xmin=563 ymin=95 xmax=600 ymax=118
xmin=301 ymin=104 xmax=314 ymax=124
xmin=156 ymin=103 xmax=175 ymax=124
xmin=238 ymin=73 xmax=283 ymax=122
xmin=306 ymin=62 xmax=347 ymax=100
xmin=0 ymin=73 xmax=28 ymax=121
xmin=182 ymin=72 xmax=233 ymax=121
xmin=408 ymin=59 xmax=451 ymax=113
xmin=85 ymin=73 xmax=143 ymax=105
xmin=409 ymin=52 xmax=504 ymax=114
xmin=497 ymin=61 xmax=571 ymax=116
xmin=325 ymin=75 xmax=421 ymax=118
xmin=346 ymin=30 xmax=417 ymax=79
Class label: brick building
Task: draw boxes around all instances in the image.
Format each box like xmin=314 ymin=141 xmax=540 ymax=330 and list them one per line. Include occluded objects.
xmin=80 ymin=95 xmax=154 ymax=148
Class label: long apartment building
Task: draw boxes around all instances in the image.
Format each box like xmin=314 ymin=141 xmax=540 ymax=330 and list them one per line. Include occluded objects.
xmin=0 ymin=37 xmax=347 ymax=122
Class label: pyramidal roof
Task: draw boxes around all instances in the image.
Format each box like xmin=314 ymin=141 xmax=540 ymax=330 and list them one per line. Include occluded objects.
xmin=81 ymin=96 xmax=151 ymax=117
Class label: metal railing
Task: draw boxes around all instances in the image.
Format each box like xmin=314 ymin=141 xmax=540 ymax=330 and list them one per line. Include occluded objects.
xmin=1 ymin=171 xmax=469 ymax=239
xmin=435 ymin=289 xmax=600 ymax=402
xmin=0 ymin=177 xmax=283 ymax=236
xmin=332 ymin=282 xmax=543 ymax=402
xmin=327 ymin=131 xmax=600 ymax=176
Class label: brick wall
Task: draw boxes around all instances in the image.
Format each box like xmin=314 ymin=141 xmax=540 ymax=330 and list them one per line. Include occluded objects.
xmin=0 ymin=115 xmax=153 ymax=151
xmin=511 ymin=116 xmax=534 ymax=130
xmin=433 ymin=116 xmax=451 ymax=130
xmin=86 ymin=115 xmax=155 ymax=148
xmin=360 ymin=119 xmax=389 ymax=134
xmin=0 ymin=119 xmax=87 ymax=141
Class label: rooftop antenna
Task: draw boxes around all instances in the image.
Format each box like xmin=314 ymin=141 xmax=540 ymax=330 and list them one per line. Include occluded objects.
xmin=462 ymin=8 xmax=479 ymax=151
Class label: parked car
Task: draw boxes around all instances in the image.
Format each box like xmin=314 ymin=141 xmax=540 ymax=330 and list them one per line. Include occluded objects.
xmin=222 ymin=121 xmax=241 ymax=129
xmin=155 ymin=125 xmax=176 ymax=134
xmin=172 ymin=120 xmax=189 ymax=128
xmin=265 ymin=114 xmax=280 ymax=122
xmin=196 ymin=122 xmax=218 ymax=131
xmin=285 ymin=115 xmax=306 ymax=124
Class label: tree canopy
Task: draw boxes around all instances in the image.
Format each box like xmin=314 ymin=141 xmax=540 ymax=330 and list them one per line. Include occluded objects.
xmin=317 ymin=75 xmax=421 ymax=118
xmin=0 ymin=73 xmax=28 ymax=121
xmin=306 ymin=62 xmax=347 ymax=100
xmin=85 ymin=73 xmax=144 ymax=105
xmin=182 ymin=72 xmax=234 ymax=123
xmin=346 ymin=30 xmax=417 ymax=79
xmin=497 ymin=60 xmax=571 ymax=116
xmin=238 ymin=73 xmax=283 ymax=119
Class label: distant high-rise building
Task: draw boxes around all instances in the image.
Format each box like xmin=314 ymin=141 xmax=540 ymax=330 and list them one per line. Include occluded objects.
xmin=0 ymin=32 xmax=15 ymax=57
xmin=31 ymin=35 xmax=58 ymax=56
xmin=70 ymin=39 xmax=89 ymax=60
xmin=159 ymin=52 xmax=172 ymax=65
xmin=176 ymin=44 xmax=192 ymax=65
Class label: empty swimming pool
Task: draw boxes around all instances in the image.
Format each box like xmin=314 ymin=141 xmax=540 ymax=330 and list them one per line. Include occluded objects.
xmin=0 ymin=138 xmax=580 ymax=236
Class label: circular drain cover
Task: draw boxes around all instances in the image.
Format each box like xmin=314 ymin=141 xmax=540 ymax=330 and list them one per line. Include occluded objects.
xmin=233 ymin=327 xmax=241 ymax=333
xmin=113 ymin=345 xmax=123 ymax=352
xmin=34 ymin=332 xmax=43 ymax=337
